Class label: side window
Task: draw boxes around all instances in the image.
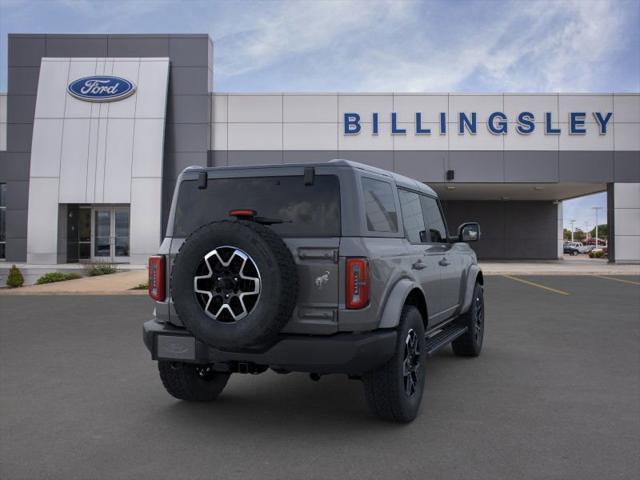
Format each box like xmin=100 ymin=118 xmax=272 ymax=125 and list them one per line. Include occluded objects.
xmin=420 ymin=195 xmax=448 ymax=243
xmin=398 ymin=189 xmax=427 ymax=243
xmin=361 ymin=177 xmax=398 ymax=233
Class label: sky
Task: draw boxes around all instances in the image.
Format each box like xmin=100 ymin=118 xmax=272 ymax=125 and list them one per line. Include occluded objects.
xmin=1 ymin=0 xmax=638 ymax=227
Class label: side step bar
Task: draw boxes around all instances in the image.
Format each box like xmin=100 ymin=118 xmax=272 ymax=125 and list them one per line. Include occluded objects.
xmin=424 ymin=325 xmax=468 ymax=357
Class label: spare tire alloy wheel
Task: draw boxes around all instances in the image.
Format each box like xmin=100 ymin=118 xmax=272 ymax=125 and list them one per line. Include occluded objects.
xmin=194 ymin=246 xmax=261 ymax=322
xmin=171 ymin=220 xmax=298 ymax=351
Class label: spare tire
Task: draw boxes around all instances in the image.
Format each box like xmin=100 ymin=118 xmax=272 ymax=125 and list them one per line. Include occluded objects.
xmin=171 ymin=220 xmax=298 ymax=351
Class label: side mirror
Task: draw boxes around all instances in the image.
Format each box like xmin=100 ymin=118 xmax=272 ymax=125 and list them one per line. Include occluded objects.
xmin=458 ymin=222 xmax=481 ymax=242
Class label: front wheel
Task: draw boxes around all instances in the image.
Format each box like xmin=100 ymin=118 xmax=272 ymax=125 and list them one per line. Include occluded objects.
xmin=362 ymin=305 xmax=426 ymax=423
xmin=452 ymin=282 xmax=484 ymax=357
xmin=158 ymin=361 xmax=230 ymax=401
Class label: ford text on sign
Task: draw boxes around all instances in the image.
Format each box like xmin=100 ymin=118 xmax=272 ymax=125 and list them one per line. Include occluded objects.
xmin=67 ymin=76 xmax=136 ymax=102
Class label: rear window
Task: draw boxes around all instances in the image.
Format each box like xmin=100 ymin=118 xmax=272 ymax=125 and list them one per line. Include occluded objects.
xmin=173 ymin=175 xmax=341 ymax=237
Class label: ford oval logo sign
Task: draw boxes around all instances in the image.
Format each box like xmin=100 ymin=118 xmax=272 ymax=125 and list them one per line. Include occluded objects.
xmin=67 ymin=76 xmax=136 ymax=102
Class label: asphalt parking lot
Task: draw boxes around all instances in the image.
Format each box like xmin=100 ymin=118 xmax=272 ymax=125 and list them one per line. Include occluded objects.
xmin=1 ymin=275 xmax=639 ymax=480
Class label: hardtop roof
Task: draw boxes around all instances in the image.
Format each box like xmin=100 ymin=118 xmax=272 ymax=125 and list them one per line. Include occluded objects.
xmin=188 ymin=159 xmax=437 ymax=197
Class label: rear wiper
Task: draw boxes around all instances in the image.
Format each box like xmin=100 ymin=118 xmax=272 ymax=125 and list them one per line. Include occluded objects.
xmin=229 ymin=209 xmax=291 ymax=225
xmin=253 ymin=216 xmax=291 ymax=225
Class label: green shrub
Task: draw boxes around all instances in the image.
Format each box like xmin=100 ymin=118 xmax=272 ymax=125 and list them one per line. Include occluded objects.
xmin=6 ymin=265 xmax=25 ymax=288
xmin=85 ymin=263 xmax=118 ymax=276
xmin=36 ymin=272 xmax=82 ymax=284
xmin=589 ymin=250 xmax=606 ymax=259
xmin=132 ymin=282 xmax=148 ymax=290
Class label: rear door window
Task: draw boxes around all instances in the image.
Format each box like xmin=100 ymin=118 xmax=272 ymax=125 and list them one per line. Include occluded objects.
xmin=174 ymin=175 xmax=340 ymax=237
xmin=420 ymin=195 xmax=448 ymax=243
xmin=398 ymin=189 xmax=427 ymax=243
xmin=361 ymin=177 xmax=398 ymax=233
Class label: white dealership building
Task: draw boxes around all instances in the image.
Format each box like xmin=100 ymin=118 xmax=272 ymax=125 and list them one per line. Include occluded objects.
xmin=0 ymin=34 xmax=638 ymax=264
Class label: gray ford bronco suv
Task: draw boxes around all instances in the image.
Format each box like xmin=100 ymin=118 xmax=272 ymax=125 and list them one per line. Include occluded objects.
xmin=143 ymin=160 xmax=484 ymax=422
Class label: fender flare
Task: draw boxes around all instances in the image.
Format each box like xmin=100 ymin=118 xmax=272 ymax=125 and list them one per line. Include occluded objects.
xmin=460 ymin=265 xmax=483 ymax=314
xmin=378 ymin=278 xmax=426 ymax=329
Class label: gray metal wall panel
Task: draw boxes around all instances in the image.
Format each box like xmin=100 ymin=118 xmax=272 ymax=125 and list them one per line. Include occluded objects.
xmin=6 ymin=95 xmax=36 ymax=124
xmin=7 ymin=67 xmax=40 ymax=95
xmin=107 ymin=35 xmax=170 ymax=57
xmin=607 ymin=183 xmax=615 ymax=261
xmin=45 ymin=35 xmax=108 ymax=57
xmin=394 ymin=151 xmax=447 ymax=182
xmin=6 ymin=124 xmax=33 ymax=153
xmin=169 ymin=36 xmax=211 ymax=67
xmin=614 ymin=151 xmax=640 ymax=182
xmin=209 ymin=150 xmax=228 ymax=167
xmin=559 ymin=151 xmax=614 ymax=182
xmin=0 ymin=153 xmax=30 ymax=180
xmin=504 ymin=150 xmax=559 ymax=182
xmin=166 ymin=94 xmax=210 ymax=124
xmin=449 ymin=151 xmax=504 ymax=182
xmin=5 ymin=237 xmax=26 ymax=261
xmin=8 ymin=36 xmax=46 ymax=67
xmin=443 ymin=200 xmax=558 ymax=259
xmin=6 ymin=208 xmax=28 ymax=239
xmin=5 ymin=179 xmax=28 ymax=208
xmin=169 ymin=67 xmax=210 ymax=95
xmin=165 ymin=123 xmax=210 ymax=154
xmin=283 ymin=150 xmax=339 ymax=164
xmin=227 ymin=150 xmax=284 ymax=166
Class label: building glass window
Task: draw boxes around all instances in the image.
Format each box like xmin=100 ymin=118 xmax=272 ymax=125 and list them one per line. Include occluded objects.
xmin=0 ymin=183 xmax=6 ymax=259
xmin=398 ymin=189 xmax=427 ymax=243
xmin=420 ymin=195 xmax=448 ymax=243
xmin=362 ymin=177 xmax=398 ymax=233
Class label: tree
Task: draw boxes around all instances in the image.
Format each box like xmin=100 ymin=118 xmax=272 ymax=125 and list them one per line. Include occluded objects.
xmin=563 ymin=228 xmax=572 ymax=240
xmin=572 ymin=228 xmax=586 ymax=242
xmin=589 ymin=224 xmax=607 ymax=239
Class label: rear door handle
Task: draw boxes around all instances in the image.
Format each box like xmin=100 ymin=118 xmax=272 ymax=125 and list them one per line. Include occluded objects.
xmin=439 ymin=258 xmax=450 ymax=267
xmin=412 ymin=260 xmax=427 ymax=270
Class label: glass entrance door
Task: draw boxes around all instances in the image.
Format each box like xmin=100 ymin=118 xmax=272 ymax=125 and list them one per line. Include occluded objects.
xmin=92 ymin=206 xmax=130 ymax=262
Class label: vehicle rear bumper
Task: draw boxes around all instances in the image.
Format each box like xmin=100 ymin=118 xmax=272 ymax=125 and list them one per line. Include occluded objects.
xmin=143 ymin=319 xmax=397 ymax=375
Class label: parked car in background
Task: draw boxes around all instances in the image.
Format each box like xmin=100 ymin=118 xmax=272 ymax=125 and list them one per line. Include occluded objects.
xmin=564 ymin=244 xmax=581 ymax=256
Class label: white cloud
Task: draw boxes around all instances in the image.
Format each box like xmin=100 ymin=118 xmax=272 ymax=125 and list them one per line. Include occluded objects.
xmin=212 ymin=0 xmax=636 ymax=92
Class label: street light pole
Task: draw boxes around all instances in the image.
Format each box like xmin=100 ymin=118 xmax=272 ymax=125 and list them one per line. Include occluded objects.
xmin=592 ymin=206 xmax=603 ymax=248
xmin=570 ymin=219 xmax=576 ymax=242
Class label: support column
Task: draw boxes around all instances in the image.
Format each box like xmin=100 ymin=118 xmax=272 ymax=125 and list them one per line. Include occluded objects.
xmin=557 ymin=201 xmax=564 ymax=259
xmin=608 ymin=183 xmax=640 ymax=263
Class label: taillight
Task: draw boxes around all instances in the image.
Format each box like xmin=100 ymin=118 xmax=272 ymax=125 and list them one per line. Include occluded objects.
xmin=148 ymin=255 xmax=166 ymax=301
xmin=346 ymin=258 xmax=369 ymax=309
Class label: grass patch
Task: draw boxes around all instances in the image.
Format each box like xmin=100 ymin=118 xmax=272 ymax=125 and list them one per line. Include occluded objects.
xmin=132 ymin=282 xmax=148 ymax=290
xmin=36 ymin=272 xmax=82 ymax=285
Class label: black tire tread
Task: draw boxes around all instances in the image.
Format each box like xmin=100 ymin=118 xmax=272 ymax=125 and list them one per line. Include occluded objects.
xmin=452 ymin=282 xmax=483 ymax=357
xmin=363 ymin=305 xmax=425 ymax=423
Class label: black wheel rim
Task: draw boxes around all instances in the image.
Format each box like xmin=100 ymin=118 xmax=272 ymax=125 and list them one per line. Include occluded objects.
xmin=403 ymin=329 xmax=421 ymax=397
xmin=474 ymin=289 xmax=484 ymax=343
